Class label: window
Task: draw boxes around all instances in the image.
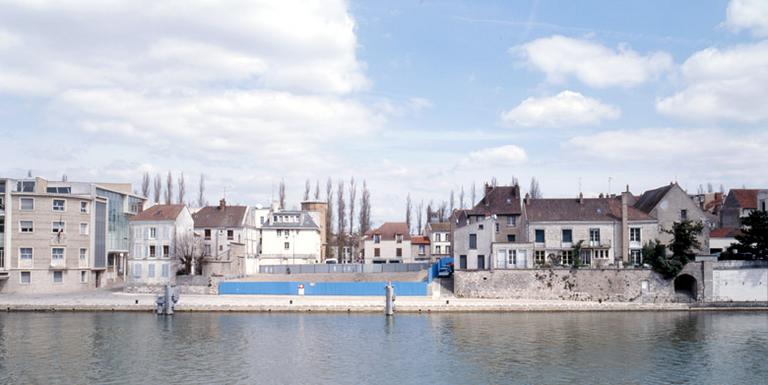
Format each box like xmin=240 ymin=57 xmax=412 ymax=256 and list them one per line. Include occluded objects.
xmin=459 ymin=255 xmax=467 ymax=269
xmin=162 ymin=245 xmax=169 ymax=257
xmin=446 ymin=246 xmax=451 ymax=254
xmin=477 ymin=255 xmax=485 ymax=270
xmin=284 ymin=242 xmax=290 ymax=250
xmin=446 ymin=233 xmax=451 ymax=241
xmin=80 ymin=271 xmax=88 ymax=283
xmin=53 ymin=271 xmax=63 ymax=283
xmin=396 ymin=248 xmax=402 ymax=257
xmin=204 ymin=244 xmax=211 ymax=256
xmin=80 ymin=201 xmax=88 ymax=213
xmin=52 ymin=221 xmax=65 ymax=233
xmin=0 ymin=221 xmax=4 ymax=233
xmin=374 ymin=248 xmax=380 ymax=257
xmin=418 ymin=245 xmax=426 ymax=256
xmin=562 ymin=250 xmax=573 ymax=266
xmin=434 ymin=233 xmax=441 ymax=242
xmin=589 ymin=228 xmax=600 ymax=243
xmin=204 ymin=229 xmax=211 ymax=240
xmin=469 ymin=234 xmax=477 ymax=249
xmin=51 ymin=247 xmax=64 ymax=260
xmin=148 ymin=263 xmax=156 ymax=278
xmin=20 ymin=221 xmax=33 ymax=233
xmin=132 ymin=263 xmax=141 ymax=278
xmin=534 ymin=250 xmax=546 ymax=265
xmin=46 ymin=186 xmax=71 ymax=194
xmin=680 ymin=209 xmax=688 ymax=221
xmin=506 ymin=216 xmax=516 ymax=226
xmin=20 ymin=271 xmax=31 ymax=284
xmin=52 ymin=199 xmax=65 ymax=212
xmin=17 ymin=181 xmax=35 ymax=192
xmin=478 ymin=224 xmax=484 ymax=230
xmin=79 ymin=223 xmax=89 ymax=235
xmin=395 ymin=234 xmax=403 ymax=244
xmin=581 ymin=250 xmax=591 ymax=266
xmin=373 ymin=234 xmax=381 ymax=244
xmin=630 ymin=228 xmax=641 ymax=243
xmin=80 ymin=248 xmax=87 ymax=261
xmin=631 ymin=250 xmax=643 ymax=265
xmin=507 ymin=234 xmax=516 ymax=242
xmin=507 ymin=250 xmax=517 ymax=265
xmin=149 ymin=227 xmax=157 ymax=239
xmin=535 ymin=229 xmax=545 ymax=243
xmin=227 ymin=230 xmax=234 ymax=240
xmin=149 ymin=245 xmax=156 ymax=258
xmin=277 ymin=229 xmax=282 ymax=237
xmin=20 ymin=197 xmax=34 ymax=210
xmin=562 ymin=229 xmax=573 ymax=243
xmin=20 ymin=248 xmax=33 ymax=260
xmin=495 ymin=223 xmax=500 ymax=233
xmin=162 ymin=264 xmax=170 ymax=278
xmin=435 ymin=245 xmax=441 ymax=254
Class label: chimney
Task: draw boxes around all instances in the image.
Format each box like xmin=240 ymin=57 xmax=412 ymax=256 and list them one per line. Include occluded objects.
xmin=621 ymin=190 xmax=630 ymax=264
xmin=484 ymin=183 xmax=493 ymax=197
xmin=524 ymin=192 xmax=530 ymax=205
xmin=218 ymin=198 xmax=226 ymax=210
xmin=578 ymin=192 xmax=584 ymax=204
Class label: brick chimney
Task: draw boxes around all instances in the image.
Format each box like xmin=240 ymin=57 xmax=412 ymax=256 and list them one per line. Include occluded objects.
xmin=218 ymin=198 xmax=226 ymax=210
xmin=621 ymin=185 xmax=630 ymax=264
xmin=484 ymin=183 xmax=493 ymax=197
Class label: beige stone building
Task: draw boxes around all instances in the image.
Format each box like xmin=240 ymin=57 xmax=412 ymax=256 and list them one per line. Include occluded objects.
xmin=0 ymin=176 xmax=146 ymax=293
xmin=362 ymin=222 xmax=412 ymax=263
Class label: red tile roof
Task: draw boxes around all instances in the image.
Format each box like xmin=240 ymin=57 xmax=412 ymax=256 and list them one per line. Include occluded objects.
xmin=365 ymin=222 xmax=411 ymax=241
xmin=410 ymin=235 xmax=430 ymax=245
xmin=710 ymin=227 xmax=742 ymax=238
xmin=728 ymin=189 xmax=759 ymax=209
xmin=129 ymin=204 xmax=185 ymax=222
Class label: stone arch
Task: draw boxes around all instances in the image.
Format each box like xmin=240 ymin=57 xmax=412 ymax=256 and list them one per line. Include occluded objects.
xmin=674 ymin=274 xmax=698 ymax=301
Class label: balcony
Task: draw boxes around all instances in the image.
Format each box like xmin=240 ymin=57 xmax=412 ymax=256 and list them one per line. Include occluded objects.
xmin=50 ymin=258 xmax=66 ymax=269
xmin=587 ymin=240 xmax=611 ymax=248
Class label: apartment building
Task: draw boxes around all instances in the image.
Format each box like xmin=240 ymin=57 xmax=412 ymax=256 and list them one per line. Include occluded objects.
xmin=127 ymin=204 xmax=193 ymax=289
xmin=193 ymin=199 xmax=259 ymax=263
xmin=362 ymin=222 xmax=412 ymax=264
xmin=259 ymin=209 xmax=322 ymax=265
xmin=425 ymin=222 xmax=451 ymax=261
xmin=0 ymin=176 xmax=145 ymax=293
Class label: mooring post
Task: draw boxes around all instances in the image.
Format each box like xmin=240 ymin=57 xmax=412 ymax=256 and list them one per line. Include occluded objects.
xmin=165 ymin=284 xmax=174 ymax=315
xmin=385 ymin=281 xmax=395 ymax=316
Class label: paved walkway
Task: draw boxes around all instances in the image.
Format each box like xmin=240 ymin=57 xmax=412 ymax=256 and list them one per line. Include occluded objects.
xmin=1 ymin=290 xmax=759 ymax=313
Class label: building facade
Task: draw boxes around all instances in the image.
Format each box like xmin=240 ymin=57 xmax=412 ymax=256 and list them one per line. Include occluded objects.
xmin=362 ymin=222 xmax=412 ymax=264
xmin=193 ymin=199 xmax=259 ymax=272
xmin=127 ymin=204 xmax=193 ymax=289
xmin=259 ymin=210 xmax=322 ymax=265
xmin=410 ymin=235 xmax=431 ymax=262
xmin=425 ymin=222 xmax=451 ymax=261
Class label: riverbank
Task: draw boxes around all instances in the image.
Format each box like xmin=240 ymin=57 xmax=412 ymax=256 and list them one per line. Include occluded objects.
xmin=1 ymin=291 xmax=766 ymax=313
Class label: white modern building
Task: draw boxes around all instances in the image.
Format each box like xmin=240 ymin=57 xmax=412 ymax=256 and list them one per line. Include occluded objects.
xmin=259 ymin=210 xmax=322 ymax=265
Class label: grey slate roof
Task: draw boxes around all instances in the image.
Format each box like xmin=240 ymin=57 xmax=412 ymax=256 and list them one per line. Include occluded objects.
xmin=262 ymin=211 xmax=319 ymax=229
xmin=466 ymin=185 xmax=522 ymax=216
xmin=526 ymin=197 xmax=654 ymax=222
xmin=192 ymin=205 xmax=248 ymax=228
xmin=634 ymin=184 xmax=674 ymax=213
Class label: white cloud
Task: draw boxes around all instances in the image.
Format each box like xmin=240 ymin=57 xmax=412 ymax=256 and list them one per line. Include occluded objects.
xmin=656 ymin=41 xmax=768 ymax=122
xmin=460 ymin=145 xmax=528 ymax=168
xmin=724 ymin=0 xmax=768 ymax=37
xmin=500 ymin=90 xmax=620 ymax=127
xmin=515 ymin=35 xmax=673 ymax=88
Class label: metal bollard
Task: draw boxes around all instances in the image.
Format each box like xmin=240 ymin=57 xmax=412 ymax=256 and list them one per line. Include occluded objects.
xmin=385 ymin=281 xmax=395 ymax=316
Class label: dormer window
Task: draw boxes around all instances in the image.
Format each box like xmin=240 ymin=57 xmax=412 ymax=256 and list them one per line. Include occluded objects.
xmin=373 ymin=234 xmax=381 ymax=244
xmin=395 ymin=234 xmax=403 ymax=243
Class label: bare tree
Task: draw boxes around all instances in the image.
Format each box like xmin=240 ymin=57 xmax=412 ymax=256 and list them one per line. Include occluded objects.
xmin=337 ymin=179 xmax=346 ymax=261
xmin=141 ymin=172 xmax=150 ymax=197
xmin=470 ymin=182 xmax=476 ymax=207
xmin=707 ymin=183 xmax=714 ymax=194
xmin=529 ymin=177 xmax=542 ymax=199
xmin=416 ymin=200 xmax=424 ymax=235
xmin=511 ymin=176 xmax=519 ymax=186
xmin=449 ymin=190 xmax=455 ymax=214
xmin=348 ymin=177 xmax=356 ymax=236
xmin=697 ymin=184 xmax=704 ymax=195
xmin=153 ymin=174 xmax=162 ymax=203
xmin=358 ymin=180 xmax=371 ymax=237
xmin=165 ymin=171 xmax=173 ymax=204
xmin=426 ymin=201 xmax=434 ymax=225
xmin=278 ymin=179 xmax=286 ymax=209
xmin=491 ymin=177 xmax=498 ymax=187
xmin=197 ymin=173 xmax=207 ymax=207
xmin=438 ymin=201 xmax=447 ymax=222
xmin=177 ymin=172 xmax=186 ymax=204
xmin=314 ymin=180 xmax=320 ymax=200
xmin=174 ymin=231 xmax=204 ymax=276
xmin=303 ymin=179 xmax=310 ymax=201
xmin=459 ymin=185 xmax=465 ymax=209
xmin=405 ymin=194 xmax=412 ymax=234
xmin=325 ymin=178 xmax=333 ymax=259
xmin=720 ymin=184 xmax=725 ymax=194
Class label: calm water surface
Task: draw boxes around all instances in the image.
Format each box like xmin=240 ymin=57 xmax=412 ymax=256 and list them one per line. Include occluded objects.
xmin=0 ymin=311 xmax=766 ymax=384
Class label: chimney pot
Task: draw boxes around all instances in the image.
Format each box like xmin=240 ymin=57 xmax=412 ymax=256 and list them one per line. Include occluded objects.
xmin=219 ymin=198 xmax=226 ymax=209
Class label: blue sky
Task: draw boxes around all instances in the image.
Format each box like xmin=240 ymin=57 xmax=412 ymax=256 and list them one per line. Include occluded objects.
xmin=1 ymin=0 xmax=767 ymax=226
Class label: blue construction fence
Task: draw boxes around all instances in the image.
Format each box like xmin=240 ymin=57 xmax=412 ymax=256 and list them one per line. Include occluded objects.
xmin=219 ymin=258 xmax=454 ymax=296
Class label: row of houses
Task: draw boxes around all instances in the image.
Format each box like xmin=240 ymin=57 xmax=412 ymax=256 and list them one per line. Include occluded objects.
xmin=361 ymin=183 xmax=767 ymax=271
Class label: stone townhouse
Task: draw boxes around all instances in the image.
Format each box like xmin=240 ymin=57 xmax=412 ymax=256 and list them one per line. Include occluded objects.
xmin=453 ymin=184 xmax=524 ymax=270
xmin=425 ymin=222 xmax=451 ymax=261
xmin=193 ymin=199 xmax=259 ymax=272
xmin=0 ymin=176 xmax=145 ymax=293
xmin=127 ymin=204 xmax=193 ymax=290
xmin=259 ymin=209 xmax=322 ymax=265
xmin=634 ymin=183 xmax=711 ymax=254
xmin=362 ymin=222 xmax=412 ymax=264
xmin=524 ymin=193 xmax=658 ymax=268
xmin=410 ymin=235 xmax=431 ymax=262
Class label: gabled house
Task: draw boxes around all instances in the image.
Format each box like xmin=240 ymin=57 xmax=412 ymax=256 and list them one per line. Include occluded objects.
xmin=524 ymin=193 xmax=657 ymax=267
xmin=634 ymin=183 xmax=711 ymax=255
xmin=127 ymin=204 xmax=193 ymax=290
xmin=192 ymin=199 xmax=259 ymax=273
xmin=425 ymin=222 xmax=451 ymax=260
xmin=259 ymin=209 xmax=322 ymax=265
xmin=362 ymin=222 xmax=412 ymax=264
xmin=720 ymin=189 xmax=762 ymax=228
xmin=410 ymin=235 xmax=431 ymax=262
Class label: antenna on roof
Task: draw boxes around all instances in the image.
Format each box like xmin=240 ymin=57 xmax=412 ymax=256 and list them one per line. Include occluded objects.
xmin=578 ymin=177 xmax=582 ymax=195
xmin=608 ymin=176 xmax=612 ymax=196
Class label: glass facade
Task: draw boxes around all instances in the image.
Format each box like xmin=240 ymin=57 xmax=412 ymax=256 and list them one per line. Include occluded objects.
xmin=96 ymin=188 xmax=134 ymax=252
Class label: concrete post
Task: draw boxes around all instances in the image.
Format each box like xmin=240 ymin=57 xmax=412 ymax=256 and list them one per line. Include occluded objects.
xmin=385 ymin=281 xmax=394 ymax=316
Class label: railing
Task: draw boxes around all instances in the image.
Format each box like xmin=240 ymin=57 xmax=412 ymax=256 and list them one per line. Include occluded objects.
xmin=259 ymin=262 xmax=431 ymax=274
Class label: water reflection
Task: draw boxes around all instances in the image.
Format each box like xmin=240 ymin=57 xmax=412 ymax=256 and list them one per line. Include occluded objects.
xmin=0 ymin=312 xmax=765 ymax=384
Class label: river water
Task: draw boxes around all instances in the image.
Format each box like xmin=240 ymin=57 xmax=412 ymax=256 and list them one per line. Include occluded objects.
xmin=0 ymin=311 xmax=766 ymax=384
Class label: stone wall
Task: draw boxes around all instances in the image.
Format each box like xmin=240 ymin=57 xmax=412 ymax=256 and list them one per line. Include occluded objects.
xmin=454 ymin=268 xmax=683 ymax=303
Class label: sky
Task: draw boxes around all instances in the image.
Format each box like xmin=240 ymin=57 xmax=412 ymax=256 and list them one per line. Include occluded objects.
xmin=1 ymin=0 xmax=767 ymax=226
